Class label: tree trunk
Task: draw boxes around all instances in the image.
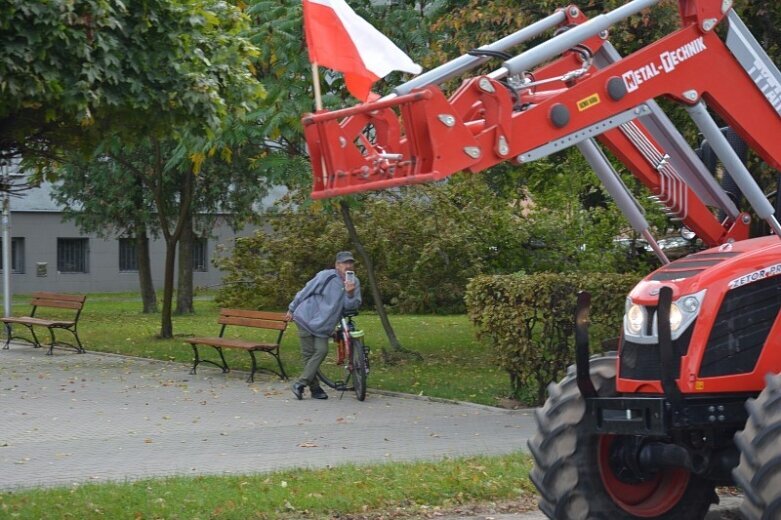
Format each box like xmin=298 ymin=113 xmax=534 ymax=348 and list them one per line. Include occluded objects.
xmin=175 ymin=214 xmax=194 ymax=314
xmin=150 ymin=139 xmax=194 ymax=339
xmin=160 ymin=237 xmax=177 ymax=338
xmin=135 ymin=224 xmax=157 ymax=313
xmin=339 ymin=201 xmax=420 ymax=360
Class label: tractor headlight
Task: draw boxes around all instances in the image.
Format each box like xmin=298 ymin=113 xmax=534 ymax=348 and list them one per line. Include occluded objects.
xmin=681 ymin=295 xmax=700 ymax=313
xmin=669 ymin=303 xmax=683 ymax=332
xmin=625 ymin=301 xmax=646 ymax=335
xmin=654 ymin=289 xmax=707 ymax=339
xmin=624 ymin=289 xmax=707 ymax=343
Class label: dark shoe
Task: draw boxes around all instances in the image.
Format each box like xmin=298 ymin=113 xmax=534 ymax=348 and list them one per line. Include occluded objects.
xmin=311 ymin=387 xmax=328 ymax=400
xmin=292 ymin=382 xmax=305 ymax=400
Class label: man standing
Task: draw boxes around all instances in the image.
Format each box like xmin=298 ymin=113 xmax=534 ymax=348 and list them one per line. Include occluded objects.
xmin=286 ymin=251 xmax=362 ymax=400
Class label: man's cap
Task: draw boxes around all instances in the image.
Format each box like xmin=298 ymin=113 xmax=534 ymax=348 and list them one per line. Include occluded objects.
xmin=335 ymin=251 xmax=355 ymax=263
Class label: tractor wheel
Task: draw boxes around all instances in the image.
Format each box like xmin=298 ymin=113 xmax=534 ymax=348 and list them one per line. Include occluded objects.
xmin=733 ymin=372 xmax=781 ymax=520
xmin=528 ymin=352 xmax=717 ymax=519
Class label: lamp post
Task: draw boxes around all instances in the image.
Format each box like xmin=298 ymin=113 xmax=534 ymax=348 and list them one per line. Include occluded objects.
xmin=2 ymin=161 xmax=11 ymax=318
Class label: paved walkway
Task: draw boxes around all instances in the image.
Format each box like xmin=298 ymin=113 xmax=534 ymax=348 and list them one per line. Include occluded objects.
xmin=0 ymin=345 xmax=532 ymax=491
xmin=0 ymin=344 xmax=741 ymax=518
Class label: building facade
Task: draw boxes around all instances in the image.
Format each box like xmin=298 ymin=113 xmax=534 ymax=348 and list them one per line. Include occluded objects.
xmin=2 ymin=183 xmax=262 ymax=295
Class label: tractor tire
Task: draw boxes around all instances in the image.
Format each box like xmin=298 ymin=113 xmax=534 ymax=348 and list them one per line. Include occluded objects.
xmin=528 ymin=352 xmax=717 ymax=519
xmin=733 ymin=372 xmax=781 ymax=520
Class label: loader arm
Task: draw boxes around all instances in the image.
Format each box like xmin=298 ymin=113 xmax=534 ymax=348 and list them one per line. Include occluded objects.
xmin=302 ymin=0 xmax=781 ymax=251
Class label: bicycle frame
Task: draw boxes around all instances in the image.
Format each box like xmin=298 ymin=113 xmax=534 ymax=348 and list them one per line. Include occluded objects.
xmin=319 ymin=311 xmax=369 ymax=399
xmin=334 ymin=315 xmax=354 ymax=368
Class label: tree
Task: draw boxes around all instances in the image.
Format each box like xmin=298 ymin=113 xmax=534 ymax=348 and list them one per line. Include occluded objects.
xmin=1 ymin=0 xmax=264 ymax=170
xmin=33 ymin=0 xmax=266 ymax=337
xmin=52 ymin=149 xmax=160 ymax=313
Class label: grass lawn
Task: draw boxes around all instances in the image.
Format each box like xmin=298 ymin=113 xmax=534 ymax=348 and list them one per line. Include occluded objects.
xmin=0 ymin=454 xmax=535 ymax=519
xmin=6 ymin=292 xmax=510 ymax=406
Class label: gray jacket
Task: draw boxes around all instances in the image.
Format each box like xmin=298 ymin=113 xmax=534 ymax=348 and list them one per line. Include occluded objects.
xmin=288 ymin=269 xmax=362 ymax=337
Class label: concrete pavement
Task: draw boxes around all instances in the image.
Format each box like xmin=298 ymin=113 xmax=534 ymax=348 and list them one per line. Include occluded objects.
xmin=0 ymin=344 xmax=532 ymax=491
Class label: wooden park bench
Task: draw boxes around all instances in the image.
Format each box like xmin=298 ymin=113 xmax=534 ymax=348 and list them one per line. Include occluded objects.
xmin=1 ymin=292 xmax=87 ymax=355
xmin=184 ymin=309 xmax=289 ymax=383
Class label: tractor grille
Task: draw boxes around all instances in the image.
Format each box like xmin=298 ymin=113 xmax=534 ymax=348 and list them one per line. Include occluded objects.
xmin=700 ymin=276 xmax=781 ymax=377
xmin=619 ymin=322 xmax=695 ymax=380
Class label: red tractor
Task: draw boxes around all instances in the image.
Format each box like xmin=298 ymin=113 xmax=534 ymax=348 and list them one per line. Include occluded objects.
xmin=300 ymin=0 xmax=781 ymax=517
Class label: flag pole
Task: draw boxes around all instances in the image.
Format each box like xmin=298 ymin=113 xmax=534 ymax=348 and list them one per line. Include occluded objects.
xmin=311 ymin=62 xmax=324 ymax=111
xmin=311 ymin=62 xmax=328 ymax=188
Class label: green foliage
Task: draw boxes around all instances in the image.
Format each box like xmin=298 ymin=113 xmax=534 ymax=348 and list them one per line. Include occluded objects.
xmin=465 ymin=272 xmax=637 ymax=404
xmin=216 ymin=168 xmax=651 ymax=314
xmin=1 ymin=0 xmax=264 ymax=164
xmin=215 ymin=193 xmax=348 ymax=311
xmin=216 ymin=177 xmax=534 ymax=314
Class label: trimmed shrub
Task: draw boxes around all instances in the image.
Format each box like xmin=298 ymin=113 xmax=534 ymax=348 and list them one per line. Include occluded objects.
xmin=465 ymin=272 xmax=637 ymax=404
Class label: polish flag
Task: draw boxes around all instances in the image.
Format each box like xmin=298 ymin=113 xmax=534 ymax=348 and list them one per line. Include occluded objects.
xmin=303 ymin=0 xmax=422 ymax=101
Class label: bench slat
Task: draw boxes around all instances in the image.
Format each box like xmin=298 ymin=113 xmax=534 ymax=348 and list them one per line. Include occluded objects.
xmin=32 ymin=292 xmax=87 ymax=303
xmin=184 ymin=337 xmax=278 ymax=351
xmin=218 ymin=316 xmax=287 ymax=330
xmin=31 ymin=299 xmax=84 ymax=310
xmin=1 ymin=317 xmax=74 ymax=327
xmin=220 ymin=309 xmax=286 ymax=321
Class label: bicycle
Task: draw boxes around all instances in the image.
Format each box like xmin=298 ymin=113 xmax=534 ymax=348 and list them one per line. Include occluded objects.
xmin=316 ymin=310 xmax=369 ymax=401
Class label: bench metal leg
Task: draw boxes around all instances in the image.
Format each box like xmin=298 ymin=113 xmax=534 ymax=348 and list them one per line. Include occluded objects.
xmin=44 ymin=327 xmax=85 ymax=355
xmin=213 ymin=346 xmax=229 ymax=373
xmin=189 ymin=344 xmax=230 ymax=376
xmin=2 ymin=324 xmax=41 ymax=350
xmin=247 ymin=348 xmax=288 ymax=382
xmin=270 ymin=348 xmax=288 ymax=381
xmin=189 ymin=344 xmax=200 ymax=375
xmin=46 ymin=328 xmax=56 ymax=355
xmin=2 ymin=323 xmax=10 ymax=350
xmin=64 ymin=326 xmax=86 ymax=353
xmin=248 ymin=350 xmax=258 ymax=383
xmin=29 ymin=326 xmax=42 ymax=349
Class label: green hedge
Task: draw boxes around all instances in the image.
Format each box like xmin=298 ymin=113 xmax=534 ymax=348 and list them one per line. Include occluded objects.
xmin=465 ymin=272 xmax=638 ymax=404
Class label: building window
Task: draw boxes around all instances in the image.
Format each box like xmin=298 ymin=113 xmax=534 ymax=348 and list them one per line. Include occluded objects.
xmin=193 ymin=237 xmax=208 ymax=272
xmin=0 ymin=237 xmax=25 ymax=274
xmin=119 ymin=238 xmax=138 ymax=272
xmin=57 ymin=238 xmax=89 ymax=273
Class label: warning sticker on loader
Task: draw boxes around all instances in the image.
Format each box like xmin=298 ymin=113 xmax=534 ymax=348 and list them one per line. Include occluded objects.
xmin=577 ymin=94 xmax=601 ymax=111
xmin=728 ymin=263 xmax=781 ymax=289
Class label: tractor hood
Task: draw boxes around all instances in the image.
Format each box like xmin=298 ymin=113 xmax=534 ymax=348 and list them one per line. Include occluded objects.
xmin=628 ymin=235 xmax=781 ymax=305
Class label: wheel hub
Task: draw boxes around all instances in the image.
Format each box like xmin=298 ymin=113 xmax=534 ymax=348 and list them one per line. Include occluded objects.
xmin=598 ymin=435 xmax=692 ymax=517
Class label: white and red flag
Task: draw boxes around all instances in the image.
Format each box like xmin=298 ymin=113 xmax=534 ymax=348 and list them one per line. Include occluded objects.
xmin=302 ymin=0 xmax=422 ymax=101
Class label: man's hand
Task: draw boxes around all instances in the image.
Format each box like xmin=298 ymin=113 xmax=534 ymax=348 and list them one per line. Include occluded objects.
xmin=284 ymin=310 xmax=293 ymax=322
xmin=344 ymin=279 xmax=356 ymax=297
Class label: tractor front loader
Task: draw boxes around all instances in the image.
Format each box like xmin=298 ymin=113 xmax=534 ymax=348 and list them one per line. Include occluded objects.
xmin=301 ymin=0 xmax=781 ymax=517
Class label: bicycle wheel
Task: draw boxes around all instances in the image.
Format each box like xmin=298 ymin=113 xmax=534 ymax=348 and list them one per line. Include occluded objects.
xmin=351 ymin=338 xmax=367 ymax=401
xmin=317 ymin=340 xmax=353 ymax=391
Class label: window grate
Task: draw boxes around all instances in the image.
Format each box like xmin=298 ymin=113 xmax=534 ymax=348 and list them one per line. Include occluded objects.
xmin=57 ymin=238 xmax=89 ymax=273
xmin=0 ymin=237 xmax=25 ymax=274
xmin=119 ymin=238 xmax=138 ymax=272
xmin=193 ymin=237 xmax=208 ymax=272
